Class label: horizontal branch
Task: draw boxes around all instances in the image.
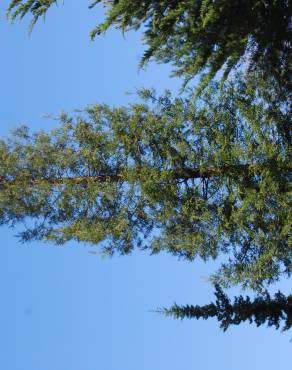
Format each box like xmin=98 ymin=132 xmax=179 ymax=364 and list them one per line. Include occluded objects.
xmin=0 ymin=174 xmax=122 ymax=187
xmin=0 ymin=163 xmax=290 ymax=187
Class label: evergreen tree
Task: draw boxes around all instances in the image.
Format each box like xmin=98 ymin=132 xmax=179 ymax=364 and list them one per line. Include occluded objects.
xmin=5 ymin=1 xmax=291 ymax=333
xmin=0 ymin=82 xmax=290 ymax=289
xmin=7 ymin=1 xmax=292 ymax=92
xmin=161 ymin=285 xmax=292 ymax=332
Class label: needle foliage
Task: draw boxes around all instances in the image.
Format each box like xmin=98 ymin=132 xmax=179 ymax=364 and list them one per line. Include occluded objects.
xmin=7 ymin=1 xmax=292 ymax=91
xmin=0 ymin=81 xmax=290 ymax=289
xmin=162 ymin=285 xmax=292 ymax=332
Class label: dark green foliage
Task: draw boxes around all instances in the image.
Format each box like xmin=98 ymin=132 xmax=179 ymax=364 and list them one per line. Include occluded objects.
xmin=0 ymin=82 xmax=290 ymax=289
xmin=7 ymin=1 xmax=292 ymax=91
xmin=162 ymin=285 xmax=292 ymax=331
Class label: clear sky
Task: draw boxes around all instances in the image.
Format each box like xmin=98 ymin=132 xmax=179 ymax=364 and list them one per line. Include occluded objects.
xmin=0 ymin=2 xmax=291 ymax=370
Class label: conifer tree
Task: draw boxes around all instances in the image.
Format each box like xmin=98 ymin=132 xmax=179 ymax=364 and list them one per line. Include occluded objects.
xmin=0 ymin=82 xmax=290 ymax=290
xmin=7 ymin=0 xmax=292 ymax=92
xmin=5 ymin=1 xmax=291 ymax=333
xmin=161 ymin=285 xmax=292 ymax=332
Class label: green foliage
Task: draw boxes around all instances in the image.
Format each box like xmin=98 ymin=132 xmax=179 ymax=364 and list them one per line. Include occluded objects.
xmin=0 ymin=82 xmax=290 ymax=289
xmin=7 ymin=1 xmax=292 ymax=91
xmin=162 ymin=285 xmax=292 ymax=332
xmin=7 ymin=0 xmax=57 ymax=31
xmin=5 ymin=0 xmax=291 ymax=334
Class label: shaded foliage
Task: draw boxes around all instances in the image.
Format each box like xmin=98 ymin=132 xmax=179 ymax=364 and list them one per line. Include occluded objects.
xmin=162 ymin=285 xmax=292 ymax=331
xmin=7 ymin=0 xmax=292 ymax=92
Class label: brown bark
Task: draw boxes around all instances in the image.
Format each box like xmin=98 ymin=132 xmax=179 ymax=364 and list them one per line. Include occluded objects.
xmin=0 ymin=163 xmax=290 ymax=187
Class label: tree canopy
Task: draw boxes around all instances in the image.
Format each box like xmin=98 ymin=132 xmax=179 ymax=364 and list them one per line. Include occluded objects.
xmin=0 ymin=81 xmax=290 ymax=290
xmin=7 ymin=0 xmax=292 ymax=91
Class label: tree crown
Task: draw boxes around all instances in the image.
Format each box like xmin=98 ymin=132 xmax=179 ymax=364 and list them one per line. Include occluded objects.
xmin=0 ymin=82 xmax=290 ymax=289
xmin=162 ymin=285 xmax=292 ymax=332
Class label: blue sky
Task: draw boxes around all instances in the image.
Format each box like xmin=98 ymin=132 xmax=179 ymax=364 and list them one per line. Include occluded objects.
xmin=0 ymin=2 xmax=291 ymax=370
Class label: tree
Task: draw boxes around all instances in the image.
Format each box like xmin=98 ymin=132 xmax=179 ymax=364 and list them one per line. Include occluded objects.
xmin=0 ymin=82 xmax=290 ymax=290
xmin=161 ymin=285 xmax=292 ymax=332
xmin=7 ymin=1 xmax=292 ymax=92
xmin=5 ymin=1 xmax=291 ymax=335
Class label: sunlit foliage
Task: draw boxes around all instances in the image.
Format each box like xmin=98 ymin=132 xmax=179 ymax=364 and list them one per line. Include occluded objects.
xmin=0 ymin=81 xmax=290 ymax=289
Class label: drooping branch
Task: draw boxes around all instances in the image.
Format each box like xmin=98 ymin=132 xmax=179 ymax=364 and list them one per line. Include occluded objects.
xmin=7 ymin=1 xmax=291 ymax=93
